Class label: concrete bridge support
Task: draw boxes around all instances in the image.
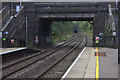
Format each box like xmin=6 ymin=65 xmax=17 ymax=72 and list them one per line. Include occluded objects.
xmin=23 ymin=2 xmax=110 ymax=48
xmin=37 ymin=19 xmax=52 ymax=48
xmin=93 ymin=13 xmax=105 ymax=46
xmin=94 ymin=13 xmax=105 ymax=36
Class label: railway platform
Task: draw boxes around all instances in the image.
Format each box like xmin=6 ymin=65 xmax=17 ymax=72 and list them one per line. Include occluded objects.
xmin=61 ymin=47 xmax=118 ymax=79
xmin=0 ymin=47 xmax=27 ymax=55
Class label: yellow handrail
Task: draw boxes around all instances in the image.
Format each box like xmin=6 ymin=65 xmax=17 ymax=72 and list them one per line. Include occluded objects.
xmin=0 ymin=10 xmax=10 ymax=23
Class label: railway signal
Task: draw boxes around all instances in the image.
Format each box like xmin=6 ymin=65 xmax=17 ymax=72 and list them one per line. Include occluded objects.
xmin=96 ymin=37 xmax=99 ymax=44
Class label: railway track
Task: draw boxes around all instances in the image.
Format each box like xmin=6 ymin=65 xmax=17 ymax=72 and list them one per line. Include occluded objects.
xmin=2 ymin=34 xmax=80 ymax=79
xmin=35 ymin=35 xmax=87 ymax=80
xmin=1 ymin=34 xmax=75 ymax=70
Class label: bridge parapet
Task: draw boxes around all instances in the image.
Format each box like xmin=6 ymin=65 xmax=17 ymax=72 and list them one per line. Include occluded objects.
xmin=34 ymin=3 xmax=108 ymax=14
xmin=37 ymin=13 xmax=95 ymax=20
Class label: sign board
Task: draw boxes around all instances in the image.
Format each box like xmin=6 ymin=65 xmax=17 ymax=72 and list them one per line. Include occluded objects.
xmin=11 ymin=39 xmax=14 ymax=44
xmin=35 ymin=36 xmax=39 ymax=43
xmin=16 ymin=5 xmax=20 ymax=13
xmin=113 ymin=32 xmax=116 ymax=36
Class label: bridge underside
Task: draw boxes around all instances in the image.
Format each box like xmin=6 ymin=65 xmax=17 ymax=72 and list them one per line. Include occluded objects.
xmin=1 ymin=2 xmax=116 ymax=48
xmin=35 ymin=18 xmax=93 ymax=48
xmin=34 ymin=14 xmax=105 ymax=48
xmin=23 ymin=2 xmax=108 ymax=48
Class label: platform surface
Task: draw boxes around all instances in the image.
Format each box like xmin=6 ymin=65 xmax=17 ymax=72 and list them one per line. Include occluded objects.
xmin=0 ymin=47 xmax=27 ymax=55
xmin=61 ymin=47 xmax=118 ymax=79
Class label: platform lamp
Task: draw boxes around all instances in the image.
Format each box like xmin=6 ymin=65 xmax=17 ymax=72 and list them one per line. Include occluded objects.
xmin=116 ymin=0 xmax=118 ymax=9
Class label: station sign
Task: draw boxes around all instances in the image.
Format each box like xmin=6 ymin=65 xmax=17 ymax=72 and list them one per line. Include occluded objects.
xmin=113 ymin=32 xmax=116 ymax=36
xmin=16 ymin=5 xmax=21 ymax=13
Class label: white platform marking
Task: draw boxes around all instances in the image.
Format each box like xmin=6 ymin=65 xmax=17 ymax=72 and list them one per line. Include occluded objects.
xmin=60 ymin=47 xmax=86 ymax=80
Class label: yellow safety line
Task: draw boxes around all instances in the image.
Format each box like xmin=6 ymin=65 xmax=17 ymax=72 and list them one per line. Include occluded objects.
xmin=96 ymin=47 xmax=99 ymax=80
xmin=0 ymin=10 xmax=10 ymax=23
xmin=0 ymin=48 xmax=16 ymax=52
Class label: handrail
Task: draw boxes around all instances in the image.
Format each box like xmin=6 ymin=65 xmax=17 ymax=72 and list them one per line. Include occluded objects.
xmin=0 ymin=16 xmax=13 ymax=32
xmin=0 ymin=6 xmax=6 ymax=13
xmin=15 ymin=6 xmax=24 ymax=17
xmin=0 ymin=10 xmax=10 ymax=23
xmin=0 ymin=6 xmax=24 ymax=32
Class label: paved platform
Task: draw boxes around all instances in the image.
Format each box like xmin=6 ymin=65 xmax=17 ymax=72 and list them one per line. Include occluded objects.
xmin=61 ymin=47 xmax=118 ymax=79
xmin=0 ymin=47 xmax=27 ymax=55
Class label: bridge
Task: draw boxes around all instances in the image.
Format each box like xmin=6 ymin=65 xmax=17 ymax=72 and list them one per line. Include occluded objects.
xmin=0 ymin=2 xmax=118 ymax=47
xmin=0 ymin=2 xmax=118 ymax=48
xmin=24 ymin=2 xmax=109 ymax=47
xmin=0 ymin=1 xmax=119 ymax=80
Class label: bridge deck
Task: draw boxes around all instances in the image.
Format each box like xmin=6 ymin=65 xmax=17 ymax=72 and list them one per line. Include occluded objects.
xmin=61 ymin=47 xmax=118 ymax=79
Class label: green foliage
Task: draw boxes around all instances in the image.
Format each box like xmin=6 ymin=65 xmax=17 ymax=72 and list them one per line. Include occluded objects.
xmin=26 ymin=38 xmax=41 ymax=50
xmin=52 ymin=21 xmax=73 ymax=44
xmin=78 ymin=21 xmax=93 ymax=33
xmin=77 ymin=21 xmax=93 ymax=39
xmin=52 ymin=21 xmax=93 ymax=44
xmin=104 ymin=25 xmax=112 ymax=36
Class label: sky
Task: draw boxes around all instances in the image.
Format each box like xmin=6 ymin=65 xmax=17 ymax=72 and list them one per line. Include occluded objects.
xmin=0 ymin=0 xmax=119 ymax=2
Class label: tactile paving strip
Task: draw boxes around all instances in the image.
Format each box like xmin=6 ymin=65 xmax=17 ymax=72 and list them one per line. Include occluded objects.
xmin=95 ymin=52 xmax=106 ymax=56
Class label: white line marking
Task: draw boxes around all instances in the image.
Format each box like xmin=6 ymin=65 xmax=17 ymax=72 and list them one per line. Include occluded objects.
xmin=60 ymin=47 xmax=86 ymax=80
xmin=0 ymin=47 xmax=27 ymax=55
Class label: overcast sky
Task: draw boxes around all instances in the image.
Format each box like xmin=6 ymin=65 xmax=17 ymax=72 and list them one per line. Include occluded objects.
xmin=0 ymin=0 xmax=119 ymax=2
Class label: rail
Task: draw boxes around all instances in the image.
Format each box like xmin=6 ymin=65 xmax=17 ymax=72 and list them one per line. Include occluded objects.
xmin=1 ymin=34 xmax=77 ymax=79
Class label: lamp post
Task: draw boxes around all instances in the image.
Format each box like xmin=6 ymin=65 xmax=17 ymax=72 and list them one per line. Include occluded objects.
xmin=116 ymin=0 xmax=117 ymax=9
xmin=20 ymin=0 xmax=22 ymax=7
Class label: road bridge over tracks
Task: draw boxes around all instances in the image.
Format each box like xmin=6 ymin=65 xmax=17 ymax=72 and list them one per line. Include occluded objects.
xmin=0 ymin=2 xmax=117 ymax=48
